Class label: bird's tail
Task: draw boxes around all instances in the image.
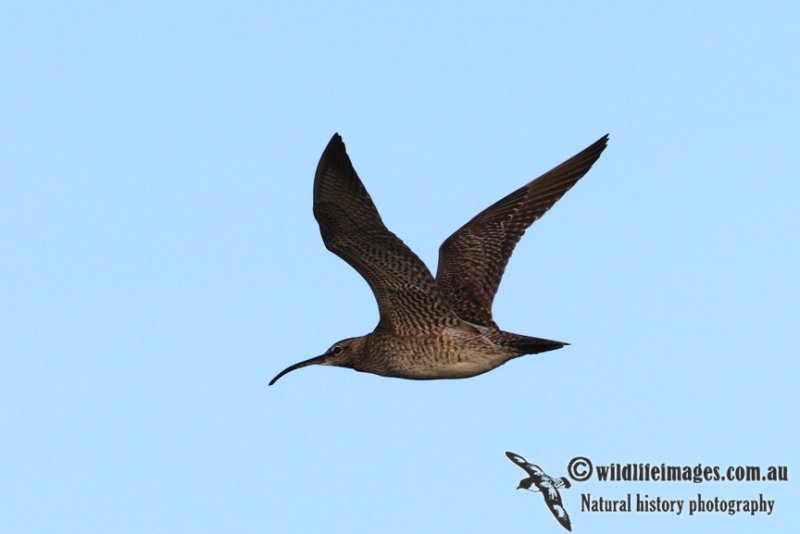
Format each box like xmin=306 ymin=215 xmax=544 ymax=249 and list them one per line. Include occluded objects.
xmin=503 ymin=333 xmax=568 ymax=355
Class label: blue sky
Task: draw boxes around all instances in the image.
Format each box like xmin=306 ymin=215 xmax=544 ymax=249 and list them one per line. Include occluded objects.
xmin=2 ymin=2 xmax=797 ymax=532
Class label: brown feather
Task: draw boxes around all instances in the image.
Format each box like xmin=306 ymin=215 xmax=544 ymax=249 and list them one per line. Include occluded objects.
xmin=313 ymin=134 xmax=461 ymax=335
xmin=436 ymin=135 xmax=609 ymax=327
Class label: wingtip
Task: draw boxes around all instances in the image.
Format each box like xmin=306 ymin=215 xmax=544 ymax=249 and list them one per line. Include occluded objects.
xmin=575 ymin=133 xmax=609 ymax=162
xmin=318 ymin=133 xmax=347 ymax=168
xmin=326 ymin=132 xmax=343 ymax=148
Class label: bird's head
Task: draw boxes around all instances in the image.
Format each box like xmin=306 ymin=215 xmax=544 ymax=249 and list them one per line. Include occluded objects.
xmin=269 ymin=337 xmax=365 ymax=386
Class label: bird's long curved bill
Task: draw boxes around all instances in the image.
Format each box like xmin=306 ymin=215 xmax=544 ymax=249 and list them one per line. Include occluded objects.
xmin=268 ymin=354 xmax=327 ymax=386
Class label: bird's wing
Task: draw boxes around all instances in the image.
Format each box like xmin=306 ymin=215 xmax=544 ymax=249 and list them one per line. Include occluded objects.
xmin=313 ymin=134 xmax=461 ymax=335
xmin=541 ymin=486 xmax=572 ymax=531
xmin=436 ymin=136 xmax=608 ymax=327
xmin=505 ymin=451 xmax=544 ymax=478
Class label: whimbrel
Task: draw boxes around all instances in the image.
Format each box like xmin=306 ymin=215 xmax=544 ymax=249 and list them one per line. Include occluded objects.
xmin=506 ymin=451 xmax=573 ymax=531
xmin=269 ymin=133 xmax=608 ymax=386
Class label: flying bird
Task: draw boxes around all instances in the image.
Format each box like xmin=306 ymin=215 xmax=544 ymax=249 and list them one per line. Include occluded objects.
xmin=269 ymin=133 xmax=608 ymax=385
xmin=506 ymin=451 xmax=572 ymax=531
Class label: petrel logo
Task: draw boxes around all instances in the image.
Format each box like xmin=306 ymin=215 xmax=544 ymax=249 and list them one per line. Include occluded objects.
xmin=506 ymin=451 xmax=573 ymax=531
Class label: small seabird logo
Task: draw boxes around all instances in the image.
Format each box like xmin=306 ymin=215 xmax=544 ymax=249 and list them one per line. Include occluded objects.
xmin=506 ymin=451 xmax=572 ymax=531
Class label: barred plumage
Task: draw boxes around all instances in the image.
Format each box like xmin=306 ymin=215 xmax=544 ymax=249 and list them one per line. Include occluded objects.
xmin=269 ymin=133 xmax=608 ymax=386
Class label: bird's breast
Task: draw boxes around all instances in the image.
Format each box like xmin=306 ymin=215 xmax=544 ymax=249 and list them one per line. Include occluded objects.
xmin=364 ymin=329 xmax=517 ymax=379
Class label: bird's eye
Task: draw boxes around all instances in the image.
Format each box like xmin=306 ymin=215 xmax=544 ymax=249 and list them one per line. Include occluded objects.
xmin=332 ymin=345 xmax=343 ymax=355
